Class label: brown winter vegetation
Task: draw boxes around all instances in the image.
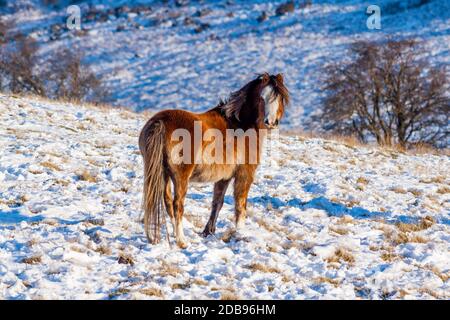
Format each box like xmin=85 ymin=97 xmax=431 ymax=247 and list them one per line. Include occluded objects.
xmin=326 ymin=248 xmax=355 ymax=265
xmin=117 ymin=253 xmax=134 ymax=266
xmin=76 ymin=170 xmax=98 ymax=183
xmin=396 ymin=216 xmax=435 ymax=232
xmin=21 ymin=255 xmax=42 ymax=264
xmin=139 ymin=287 xmax=164 ymax=298
xmin=245 ymin=262 xmax=281 ymax=274
xmin=321 ymin=40 xmax=449 ymax=149
xmin=314 ymin=276 xmax=340 ymax=287
xmin=0 ymin=20 xmax=107 ymax=103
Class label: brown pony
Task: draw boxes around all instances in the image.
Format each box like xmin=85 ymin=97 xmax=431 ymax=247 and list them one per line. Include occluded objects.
xmin=139 ymin=73 xmax=289 ymax=248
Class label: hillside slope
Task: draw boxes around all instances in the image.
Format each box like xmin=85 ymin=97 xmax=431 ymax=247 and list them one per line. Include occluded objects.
xmin=1 ymin=0 xmax=449 ymax=129
xmin=0 ymin=94 xmax=449 ymax=299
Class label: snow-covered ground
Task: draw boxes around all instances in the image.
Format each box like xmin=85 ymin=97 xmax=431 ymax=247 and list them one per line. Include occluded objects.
xmin=1 ymin=0 xmax=449 ymax=129
xmin=0 ymin=94 xmax=448 ymax=299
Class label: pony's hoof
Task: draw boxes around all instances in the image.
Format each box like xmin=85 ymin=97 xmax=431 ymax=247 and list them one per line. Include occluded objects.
xmin=201 ymin=228 xmax=215 ymax=238
xmin=177 ymin=240 xmax=188 ymax=249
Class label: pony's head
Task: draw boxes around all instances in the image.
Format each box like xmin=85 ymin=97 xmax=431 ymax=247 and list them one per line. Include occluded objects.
xmin=258 ymin=73 xmax=289 ymax=129
xmin=222 ymin=73 xmax=289 ymax=129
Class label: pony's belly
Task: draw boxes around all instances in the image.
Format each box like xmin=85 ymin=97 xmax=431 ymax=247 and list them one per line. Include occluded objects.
xmin=190 ymin=164 xmax=236 ymax=183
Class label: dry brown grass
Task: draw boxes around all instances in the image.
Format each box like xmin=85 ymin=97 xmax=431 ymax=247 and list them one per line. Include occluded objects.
xmin=381 ymin=251 xmax=400 ymax=262
xmin=383 ymin=217 xmax=432 ymax=245
xmin=256 ymin=217 xmax=288 ymax=234
xmin=139 ymin=288 xmax=164 ymax=298
xmin=117 ymin=253 xmax=134 ymax=266
xmin=191 ymin=278 xmax=209 ymax=286
xmin=326 ymin=248 xmax=355 ymax=265
xmin=429 ymin=267 xmax=449 ymax=283
xmin=28 ymin=168 xmax=44 ymax=175
xmin=21 ymin=255 xmax=42 ymax=264
xmin=390 ymin=186 xmax=407 ymax=194
xmin=183 ymin=212 xmax=204 ymax=229
xmin=108 ymin=288 xmax=130 ymax=299
xmin=284 ymin=129 xmax=449 ymax=156
xmin=418 ymin=288 xmax=441 ymax=299
xmin=266 ymin=244 xmax=280 ymax=253
xmin=329 ymin=226 xmax=349 ymax=235
xmin=77 ymin=170 xmax=98 ymax=183
xmin=159 ymin=261 xmax=182 ymax=277
xmin=244 ymin=262 xmax=280 ymax=274
xmin=396 ymin=216 xmax=435 ymax=233
xmin=436 ymin=186 xmax=450 ymax=194
xmin=408 ymin=188 xmax=423 ymax=197
xmin=356 ymin=177 xmax=369 ymax=185
xmin=27 ymin=238 xmax=38 ymax=247
xmin=40 ymin=161 xmax=62 ymax=171
xmin=220 ymin=291 xmax=241 ymax=300
xmin=314 ymin=276 xmax=341 ymax=287
xmin=95 ymin=245 xmax=112 ymax=255
xmin=171 ymin=282 xmax=191 ymax=290
xmin=336 ymin=216 xmax=355 ymax=225
xmin=419 ymin=176 xmax=445 ymax=184
xmin=70 ymin=245 xmax=87 ymax=253
xmin=222 ymin=229 xmax=236 ymax=243
xmin=54 ymin=178 xmax=70 ymax=186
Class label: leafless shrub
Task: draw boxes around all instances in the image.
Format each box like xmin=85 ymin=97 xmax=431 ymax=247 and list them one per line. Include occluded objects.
xmin=43 ymin=49 xmax=107 ymax=102
xmin=0 ymin=21 xmax=107 ymax=103
xmin=321 ymin=40 xmax=449 ymax=148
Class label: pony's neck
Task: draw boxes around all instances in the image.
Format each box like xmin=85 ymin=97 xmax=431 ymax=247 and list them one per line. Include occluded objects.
xmin=236 ymin=101 xmax=263 ymax=130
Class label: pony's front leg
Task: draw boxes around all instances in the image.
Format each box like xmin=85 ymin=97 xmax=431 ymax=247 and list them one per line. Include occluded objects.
xmin=233 ymin=165 xmax=256 ymax=231
xmin=173 ymin=176 xmax=189 ymax=249
xmin=202 ymin=179 xmax=231 ymax=237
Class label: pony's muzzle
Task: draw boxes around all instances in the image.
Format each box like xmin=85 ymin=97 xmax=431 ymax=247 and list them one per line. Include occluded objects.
xmin=264 ymin=118 xmax=279 ymax=129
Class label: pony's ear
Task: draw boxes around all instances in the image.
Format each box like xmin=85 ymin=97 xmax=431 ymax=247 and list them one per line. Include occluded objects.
xmin=275 ymin=73 xmax=284 ymax=84
xmin=260 ymin=73 xmax=270 ymax=84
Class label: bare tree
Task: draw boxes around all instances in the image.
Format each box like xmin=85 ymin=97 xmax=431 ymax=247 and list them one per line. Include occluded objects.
xmin=321 ymin=40 xmax=449 ymax=148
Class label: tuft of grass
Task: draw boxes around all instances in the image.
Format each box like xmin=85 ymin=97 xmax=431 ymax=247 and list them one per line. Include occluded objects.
xmin=191 ymin=278 xmax=208 ymax=286
xmin=314 ymin=276 xmax=340 ymax=287
xmin=171 ymin=282 xmax=190 ymax=290
xmin=159 ymin=261 xmax=182 ymax=277
xmin=117 ymin=253 xmax=134 ymax=266
xmin=244 ymin=263 xmax=280 ymax=274
xmin=221 ymin=292 xmax=240 ymax=300
xmin=418 ymin=288 xmax=441 ymax=299
xmin=77 ymin=170 xmax=98 ymax=182
xmin=381 ymin=252 xmax=399 ymax=262
xmin=108 ymin=288 xmax=130 ymax=299
xmin=408 ymin=188 xmax=423 ymax=197
xmin=326 ymin=248 xmax=355 ymax=265
xmin=356 ymin=177 xmax=369 ymax=185
xmin=21 ymin=255 xmax=42 ymax=264
xmin=139 ymin=288 xmax=164 ymax=298
xmin=419 ymin=176 xmax=445 ymax=184
xmin=396 ymin=216 xmax=435 ymax=233
xmin=436 ymin=186 xmax=450 ymax=194
xmin=222 ymin=229 xmax=236 ymax=243
xmin=329 ymin=226 xmax=349 ymax=235
xmin=390 ymin=186 xmax=407 ymax=194
xmin=40 ymin=161 xmax=62 ymax=171
xmin=95 ymin=245 xmax=112 ymax=255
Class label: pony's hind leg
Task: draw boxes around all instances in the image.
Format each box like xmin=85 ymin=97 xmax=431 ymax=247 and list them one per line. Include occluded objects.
xmin=172 ymin=174 xmax=190 ymax=249
xmin=202 ymin=179 xmax=231 ymax=237
xmin=163 ymin=178 xmax=176 ymax=237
